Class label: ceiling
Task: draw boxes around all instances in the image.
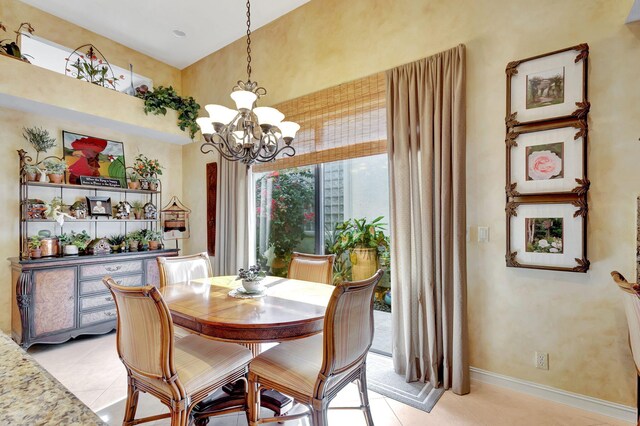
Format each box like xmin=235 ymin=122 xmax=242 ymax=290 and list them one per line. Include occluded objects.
xmin=19 ymin=0 xmax=309 ymax=69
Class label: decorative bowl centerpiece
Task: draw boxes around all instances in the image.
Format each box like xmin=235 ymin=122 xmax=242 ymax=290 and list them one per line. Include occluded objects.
xmin=237 ymin=264 xmax=266 ymax=294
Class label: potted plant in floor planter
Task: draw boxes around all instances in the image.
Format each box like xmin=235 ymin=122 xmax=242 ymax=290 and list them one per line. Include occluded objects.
xmin=43 ymin=159 xmax=67 ymax=184
xmin=127 ymin=171 xmax=141 ymax=189
xmin=131 ymin=200 xmax=144 ymax=219
xmin=237 ymin=264 xmax=267 ymax=294
xmin=28 ymin=235 xmax=42 ymax=259
xmin=333 ymin=216 xmax=390 ymax=282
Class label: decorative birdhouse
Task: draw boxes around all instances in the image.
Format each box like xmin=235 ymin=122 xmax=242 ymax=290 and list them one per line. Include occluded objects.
xmin=85 ymin=237 xmax=112 ymax=255
xmin=143 ymin=202 xmax=157 ymax=220
xmin=161 ymin=196 xmax=191 ymax=240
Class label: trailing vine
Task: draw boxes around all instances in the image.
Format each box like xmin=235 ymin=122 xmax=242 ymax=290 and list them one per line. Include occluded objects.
xmin=135 ymin=85 xmax=200 ymax=139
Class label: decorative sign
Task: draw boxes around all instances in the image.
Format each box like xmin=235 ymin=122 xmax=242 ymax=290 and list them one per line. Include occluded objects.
xmin=80 ymin=176 xmax=123 ymax=188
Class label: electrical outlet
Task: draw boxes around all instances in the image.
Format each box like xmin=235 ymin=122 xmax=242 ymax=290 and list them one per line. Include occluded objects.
xmin=478 ymin=226 xmax=490 ymax=243
xmin=535 ymin=352 xmax=549 ymax=370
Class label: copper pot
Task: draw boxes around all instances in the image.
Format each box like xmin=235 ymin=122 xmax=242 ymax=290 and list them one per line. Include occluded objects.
xmin=40 ymin=237 xmax=59 ymax=257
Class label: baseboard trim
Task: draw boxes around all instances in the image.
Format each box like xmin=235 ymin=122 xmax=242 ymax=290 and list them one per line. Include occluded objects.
xmin=470 ymin=367 xmax=636 ymax=423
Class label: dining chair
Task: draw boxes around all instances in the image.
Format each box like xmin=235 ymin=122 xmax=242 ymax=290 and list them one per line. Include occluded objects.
xmin=611 ymin=271 xmax=640 ymax=425
xmin=247 ymin=269 xmax=384 ymax=426
xmin=287 ymin=252 xmax=336 ymax=284
xmin=103 ymin=277 xmax=252 ymax=426
xmin=157 ymin=252 xmax=213 ymax=289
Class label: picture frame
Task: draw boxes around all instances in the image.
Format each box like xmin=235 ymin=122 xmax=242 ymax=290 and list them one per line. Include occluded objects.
xmin=86 ymin=196 xmax=112 ymax=217
xmin=506 ymin=196 xmax=588 ymax=272
xmin=63 ymin=131 xmax=127 ymax=187
xmin=506 ymin=44 xmax=589 ymax=127
xmin=506 ymin=120 xmax=588 ymax=197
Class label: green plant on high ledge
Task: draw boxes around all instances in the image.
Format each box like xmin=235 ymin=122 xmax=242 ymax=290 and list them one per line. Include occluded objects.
xmin=135 ymin=85 xmax=201 ymax=139
xmin=0 ymin=22 xmax=34 ymax=62
xmin=255 ymin=168 xmax=315 ymax=276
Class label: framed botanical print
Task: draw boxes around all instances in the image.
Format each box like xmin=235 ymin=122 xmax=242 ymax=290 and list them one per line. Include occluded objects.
xmin=506 ymin=196 xmax=588 ymax=272
xmin=506 ymin=44 xmax=589 ymax=127
xmin=506 ymin=120 xmax=588 ymax=196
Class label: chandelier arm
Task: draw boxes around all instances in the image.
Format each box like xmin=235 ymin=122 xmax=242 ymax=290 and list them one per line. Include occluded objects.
xmin=200 ymin=133 xmax=241 ymax=162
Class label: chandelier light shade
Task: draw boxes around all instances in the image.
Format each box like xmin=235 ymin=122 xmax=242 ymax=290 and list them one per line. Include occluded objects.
xmin=197 ymin=0 xmax=299 ymax=166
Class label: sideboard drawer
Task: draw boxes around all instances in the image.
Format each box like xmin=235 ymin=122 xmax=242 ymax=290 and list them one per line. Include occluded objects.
xmin=80 ymin=293 xmax=115 ymax=311
xmin=80 ymin=307 xmax=116 ymax=327
xmin=80 ymin=274 xmax=143 ymax=295
xmin=80 ymin=261 xmax=143 ymax=279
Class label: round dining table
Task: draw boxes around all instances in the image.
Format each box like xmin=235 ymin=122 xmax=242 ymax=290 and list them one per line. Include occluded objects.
xmin=159 ymin=274 xmax=336 ymax=424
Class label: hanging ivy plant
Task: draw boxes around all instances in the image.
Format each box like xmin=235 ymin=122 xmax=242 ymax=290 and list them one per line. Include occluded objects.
xmin=135 ymin=85 xmax=200 ymax=139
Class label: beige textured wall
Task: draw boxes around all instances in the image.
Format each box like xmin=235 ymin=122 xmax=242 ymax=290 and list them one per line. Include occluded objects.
xmin=0 ymin=0 xmax=181 ymax=88
xmin=181 ymin=0 xmax=640 ymax=405
xmin=0 ymin=107 xmax=183 ymax=333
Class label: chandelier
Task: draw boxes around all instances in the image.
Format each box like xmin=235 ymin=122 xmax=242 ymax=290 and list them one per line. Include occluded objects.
xmin=196 ymin=0 xmax=300 ymax=166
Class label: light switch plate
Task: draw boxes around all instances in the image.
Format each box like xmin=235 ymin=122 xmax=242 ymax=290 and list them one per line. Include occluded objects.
xmin=478 ymin=226 xmax=490 ymax=243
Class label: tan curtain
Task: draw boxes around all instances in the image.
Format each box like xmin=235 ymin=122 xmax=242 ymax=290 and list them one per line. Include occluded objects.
xmin=212 ymin=160 xmax=253 ymax=275
xmin=386 ymin=44 xmax=469 ymax=395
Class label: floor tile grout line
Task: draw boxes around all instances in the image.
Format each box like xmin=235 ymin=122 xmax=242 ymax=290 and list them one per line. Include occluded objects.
xmin=383 ymin=396 xmax=405 ymax=425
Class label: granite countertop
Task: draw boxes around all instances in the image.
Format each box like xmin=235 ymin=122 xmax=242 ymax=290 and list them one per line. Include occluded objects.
xmin=0 ymin=332 xmax=106 ymax=425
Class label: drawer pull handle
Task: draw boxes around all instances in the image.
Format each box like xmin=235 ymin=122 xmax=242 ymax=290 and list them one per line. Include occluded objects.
xmin=105 ymin=311 xmax=115 ymax=317
xmin=105 ymin=296 xmax=114 ymax=302
xmin=105 ymin=265 xmax=122 ymax=272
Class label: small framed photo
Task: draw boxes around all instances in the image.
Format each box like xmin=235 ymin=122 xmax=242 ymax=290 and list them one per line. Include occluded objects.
xmin=506 ymin=120 xmax=588 ymax=196
xmin=506 ymin=197 xmax=588 ymax=272
xmin=506 ymin=44 xmax=588 ymax=127
xmin=86 ymin=196 xmax=112 ymax=217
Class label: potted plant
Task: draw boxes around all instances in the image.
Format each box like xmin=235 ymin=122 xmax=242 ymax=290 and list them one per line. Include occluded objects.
xmin=43 ymin=159 xmax=67 ymax=184
xmin=57 ymin=233 xmax=74 ymax=255
xmin=28 ymin=235 xmax=42 ymax=259
xmin=237 ymin=264 xmax=267 ymax=294
xmin=71 ymin=230 xmax=92 ymax=254
xmin=138 ymin=228 xmax=152 ymax=251
xmin=332 ymin=216 xmax=390 ymax=282
xmin=146 ymin=176 xmax=160 ymax=191
xmin=127 ymin=171 xmax=141 ymax=189
xmin=131 ymin=200 xmax=144 ymax=219
xmin=133 ymin=154 xmax=163 ymax=190
xmin=147 ymin=229 xmax=163 ymax=250
xmin=107 ymin=234 xmax=126 ymax=253
xmin=0 ymin=22 xmax=34 ymax=62
xmin=23 ymin=164 xmax=42 ymax=182
xmin=126 ymin=231 xmax=140 ymax=251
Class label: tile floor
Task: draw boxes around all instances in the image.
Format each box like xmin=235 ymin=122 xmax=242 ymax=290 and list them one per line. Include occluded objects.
xmin=29 ymin=332 xmax=633 ymax=426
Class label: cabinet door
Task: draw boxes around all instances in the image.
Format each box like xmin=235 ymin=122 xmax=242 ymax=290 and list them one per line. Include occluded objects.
xmin=32 ymin=268 xmax=76 ymax=337
xmin=145 ymin=258 xmax=160 ymax=288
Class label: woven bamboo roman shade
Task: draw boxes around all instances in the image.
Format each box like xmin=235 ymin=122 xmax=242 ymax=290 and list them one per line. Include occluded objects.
xmin=252 ymin=72 xmax=387 ymax=173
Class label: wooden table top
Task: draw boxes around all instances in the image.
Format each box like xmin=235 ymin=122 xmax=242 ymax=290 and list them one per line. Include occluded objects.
xmin=160 ymin=275 xmax=335 ymax=343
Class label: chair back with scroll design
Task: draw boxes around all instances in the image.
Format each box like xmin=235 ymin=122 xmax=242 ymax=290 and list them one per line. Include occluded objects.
xmin=316 ymin=269 xmax=383 ymax=397
xmin=102 ymin=277 xmax=184 ymax=400
xmin=288 ymin=252 xmax=336 ymax=284
xmin=157 ymin=252 xmax=213 ymax=289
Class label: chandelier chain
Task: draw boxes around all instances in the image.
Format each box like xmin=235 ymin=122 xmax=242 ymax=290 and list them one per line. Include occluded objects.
xmin=246 ymin=0 xmax=252 ymax=81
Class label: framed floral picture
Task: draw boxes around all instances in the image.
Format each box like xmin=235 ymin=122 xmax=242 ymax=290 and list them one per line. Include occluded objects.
xmin=506 ymin=120 xmax=588 ymax=196
xmin=506 ymin=44 xmax=589 ymax=127
xmin=506 ymin=197 xmax=588 ymax=272
xmin=63 ymin=131 xmax=126 ymax=187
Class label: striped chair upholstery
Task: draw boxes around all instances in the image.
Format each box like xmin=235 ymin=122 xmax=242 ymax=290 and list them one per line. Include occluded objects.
xmin=611 ymin=271 xmax=640 ymax=424
xmin=103 ymin=277 xmax=252 ymax=426
xmin=248 ymin=269 xmax=384 ymax=426
xmin=157 ymin=252 xmax=213 ymax=289
xmin=287 ymin=252 xmax=336 ymax=284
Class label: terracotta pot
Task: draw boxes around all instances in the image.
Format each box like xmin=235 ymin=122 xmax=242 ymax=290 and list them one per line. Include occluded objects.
xmin=134 ymin=211 xmax=142 ymax=220
xmin=350 ymin=248 xmax=378 ymax=281
xmin=30 ymin=248 xmax=42 ymax=259
xmin=26 ymin=172 xmax=38 ymax=182
xmin=128 ymin=181 xmax=140 ymax=190
xmin=149 ymin=240 xmax=160 ymax=250
xmin=48 ymin=173 xmax=64 ymax=184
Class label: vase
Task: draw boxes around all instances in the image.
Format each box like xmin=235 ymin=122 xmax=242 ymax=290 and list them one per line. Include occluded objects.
xmin=64 ymin=245 xmax=79 ymax=255
xmin=242 ymin=279 xmax=265 ymax=294
xmin=384 ymin=290 xmax=391 ymax=306
xmin=48 ymin=173 xmax=64 ymax=184
xmin=350 ymin=248 xmax=378 ymax=281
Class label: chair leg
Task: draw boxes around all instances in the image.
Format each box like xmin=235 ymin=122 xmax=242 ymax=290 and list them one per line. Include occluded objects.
xmin=358 ymin=367 xmax=374 ymax=426
xmin=122 ymin=382 xmax=139 ymax=426
xmin=171 ymin=407 xmax=188 ymax=426
xmin=311 ymin=408 xmax=328 ymax=426
xmin=248 ymin=373 xmax=260 ymax=426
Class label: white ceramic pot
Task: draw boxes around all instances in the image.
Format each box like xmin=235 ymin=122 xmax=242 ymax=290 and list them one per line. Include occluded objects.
xmin=242 ymin=279 xmax=265 ymax=294
xmin=64 ymin=245 xmax=79 ymax=255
